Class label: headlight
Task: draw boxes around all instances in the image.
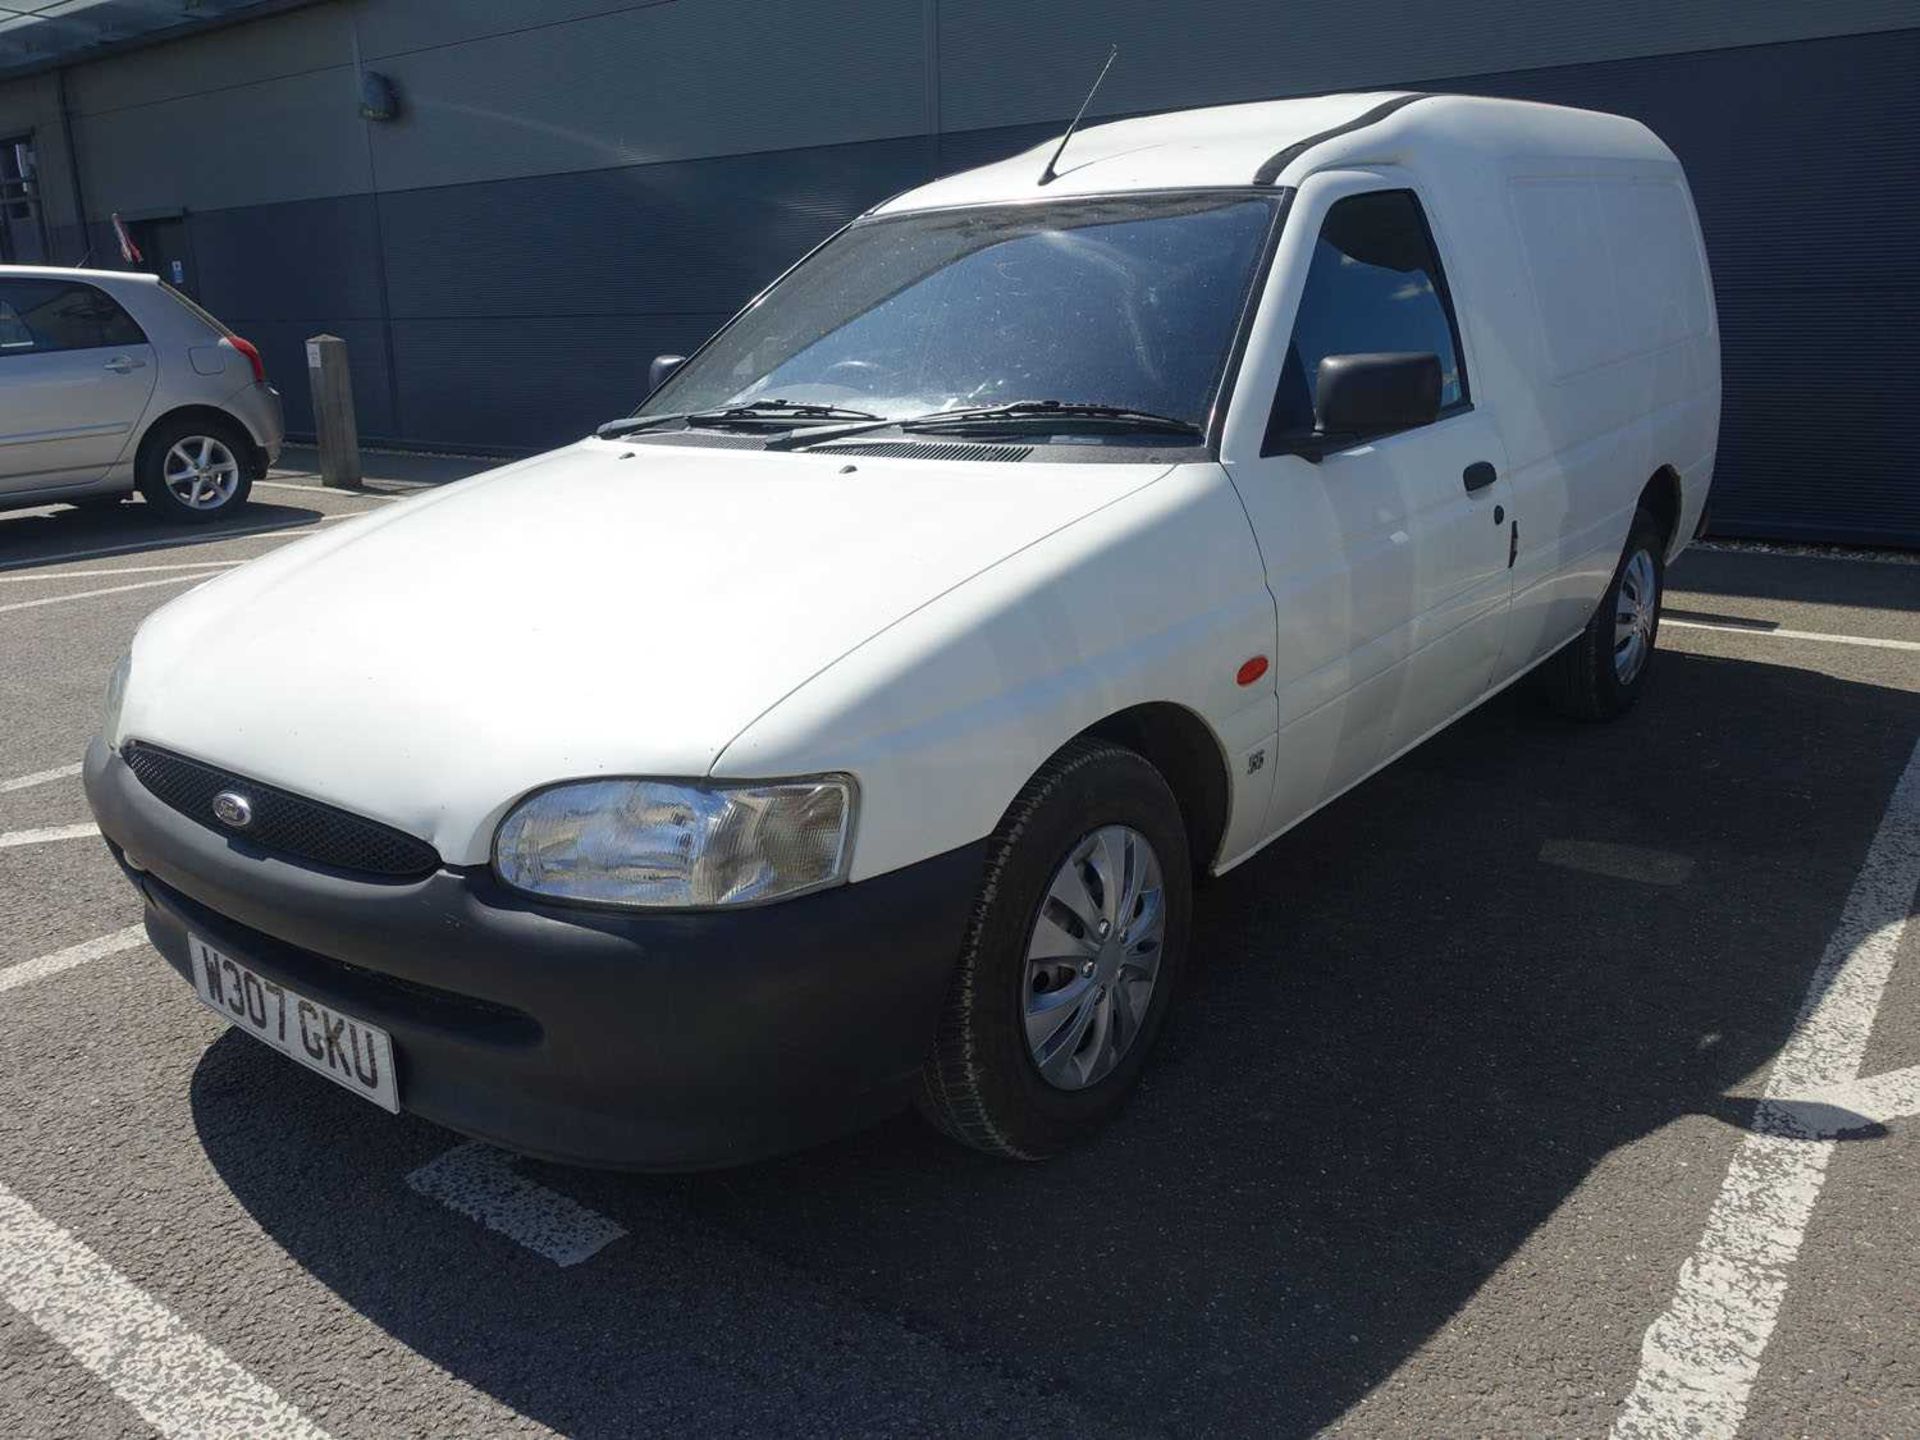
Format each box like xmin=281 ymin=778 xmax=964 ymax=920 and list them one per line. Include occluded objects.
xmin=493 ymin=776 xmax=855 ymax=910
xmin=102 ymin=653 xmax=132 ymax=750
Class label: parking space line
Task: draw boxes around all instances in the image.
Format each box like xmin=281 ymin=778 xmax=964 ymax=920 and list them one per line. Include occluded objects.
xmin=0 ymin=1178 xmax=330 ymax=1439
xmin=1664 ymin=618 xmax=1920 ymax=653
xmin=406 ymin=1142 xmax=627 ymax=1267
xmin=0 ymin=926 xmax=147 ymax=994
xmin=0 ymin=574 xmax=216 ymax=615
xmin=0 ymin=561 xmax=241 ymax=585
xmin=0 ymin=823 xmax=100 ymax=849
xmin=0 ymin=763 xmax=82 ymax=793
xmin=1611 ymin=736 xmax=1920 ymax=1439
xmin=254 ymin=480 xmax=403 ymax=501
xmin=0 ymin=512 xmax=358 ymax=575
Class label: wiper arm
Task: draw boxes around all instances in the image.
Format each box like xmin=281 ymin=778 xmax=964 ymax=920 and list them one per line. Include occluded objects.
xmin=898 ymin=400 xmax=1201 ymax=435
xmin=685 ymin=400 xmax=882 ymax=427
xmin=595 ymin=413 xmax=687 ymax=440
xmin=768 ymin=399 xmax=1201 ymax=450
xmin=596 ymin=400 xmax=882 ymax=442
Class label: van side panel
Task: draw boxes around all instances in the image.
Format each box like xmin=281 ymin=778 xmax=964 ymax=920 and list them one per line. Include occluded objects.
xmin=1483 ymin=160 xmax=1718 ymax=674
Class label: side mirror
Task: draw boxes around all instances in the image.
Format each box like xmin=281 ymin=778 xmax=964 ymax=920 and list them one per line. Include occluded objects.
xmin=1313 ymin=351 xmax=1441 ymax=440
xmin=648 ymin=354 xmax=687 ymax=393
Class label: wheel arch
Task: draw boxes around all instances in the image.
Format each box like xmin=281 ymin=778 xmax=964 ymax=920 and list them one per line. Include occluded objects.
xmin=1639 ymin=465 xmax=1683 ymax=555
xmin=1074 ymin=701 xmax=1232 ymax=877
xmin=135 ymin=404 xmax=266 ymax=478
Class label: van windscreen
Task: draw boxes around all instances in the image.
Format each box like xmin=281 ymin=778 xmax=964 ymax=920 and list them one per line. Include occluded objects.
xmin=641 ymin=193 xmax=1279 ymax=432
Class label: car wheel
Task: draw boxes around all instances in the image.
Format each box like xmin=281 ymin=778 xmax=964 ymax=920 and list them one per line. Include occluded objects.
xmin=1537 ymin=505 xmax=1667 ymax=721
xmin=916 ymin=738 xmax=1192 ymax=1159
xmin=136 ymin=416 xmax=254 ymax=524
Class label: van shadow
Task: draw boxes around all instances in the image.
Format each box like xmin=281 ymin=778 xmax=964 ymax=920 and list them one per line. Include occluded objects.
xmin=1670 ymin=547 xmax=1920 ymax=614
xmin=0 ymin=495 xmax=325 ymax=571
xmin=190 ymin=648 xmax=1919 ymax=1436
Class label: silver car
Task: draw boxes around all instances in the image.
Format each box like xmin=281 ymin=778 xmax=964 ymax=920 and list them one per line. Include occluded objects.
xmin=0 ymin=265 xmax=283 ymax=523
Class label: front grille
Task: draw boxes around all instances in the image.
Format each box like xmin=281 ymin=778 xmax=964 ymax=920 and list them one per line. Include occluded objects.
xmin=124 ymin=742 xmax=441 ymax=880
xmin=813 ymin=441 xmax=1033 ymax=463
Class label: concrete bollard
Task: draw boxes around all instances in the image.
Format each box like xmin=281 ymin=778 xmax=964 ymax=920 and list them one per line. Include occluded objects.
xmin=304 ymin=334 xmax=362 ymax=489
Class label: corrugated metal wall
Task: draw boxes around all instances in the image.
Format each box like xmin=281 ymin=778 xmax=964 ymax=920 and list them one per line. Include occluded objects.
xmin=1 ymin=0 xmax=1916 ymax=543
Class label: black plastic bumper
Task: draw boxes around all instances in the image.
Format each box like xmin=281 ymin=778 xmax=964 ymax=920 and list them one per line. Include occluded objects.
xmin=84 ymin=738 xmax=982 ymax=1170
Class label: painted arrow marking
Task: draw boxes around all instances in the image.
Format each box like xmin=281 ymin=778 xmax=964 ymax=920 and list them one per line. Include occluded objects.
xmin=405 ymin=1141 xmax=626 ymax=1267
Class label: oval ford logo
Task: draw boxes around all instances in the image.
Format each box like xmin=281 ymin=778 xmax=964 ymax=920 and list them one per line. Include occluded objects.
xmin=212 ymin=791 xmax=254 ymax=830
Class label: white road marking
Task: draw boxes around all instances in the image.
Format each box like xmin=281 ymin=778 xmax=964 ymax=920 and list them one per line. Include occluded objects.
xmin=0 ymin=1178 xmax=330 ymax=1439
xmin=406 ymin=1141 xmax=627 ymax=1267
xmin=254 ymin=479 xmax=402 ymax=500
xmin=0 ymin=511 xmax=357 ymax=575
xmin=1538 ymin=839 xmax=1694 ymax=886
xmin=0 ymin=573 xmax=216 ymax=615
xmin=0 ymin=822 xmax=100 ymax=849
xmin=1664 ymin=618 xmax=1920 ymax=653
xmin=0 ymin=925 xmax=147 ymax=993
xmin=1612 ymin=735 xmax=1920 ymax=1439
xmin=0 ymin=763 xmax=82 ymax=793
xmin=0 ymin=560 xmax=240 ymax=584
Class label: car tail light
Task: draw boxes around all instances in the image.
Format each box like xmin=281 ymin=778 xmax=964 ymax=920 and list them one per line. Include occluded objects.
xmin=225 ymin=335 xmax=266 ymax=384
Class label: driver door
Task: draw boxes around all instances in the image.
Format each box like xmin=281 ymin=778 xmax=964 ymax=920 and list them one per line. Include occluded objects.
xmin=1218 ymin=172 xmax=1515 ymax=837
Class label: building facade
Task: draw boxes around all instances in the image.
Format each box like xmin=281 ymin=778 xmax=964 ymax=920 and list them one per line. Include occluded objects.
xmin=0 ymin=1 xmax=1915 ymax=544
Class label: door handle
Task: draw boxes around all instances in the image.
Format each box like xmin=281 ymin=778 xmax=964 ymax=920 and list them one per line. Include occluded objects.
xmin=103 ymin=355 xmax=147 ymax=373
xmin=1462 ymin=461 xmax=1497 ymax=492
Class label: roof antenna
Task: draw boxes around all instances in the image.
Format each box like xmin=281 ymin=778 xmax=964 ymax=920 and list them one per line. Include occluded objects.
xmin=1037 ymin=45 xmax=1118 ymax=186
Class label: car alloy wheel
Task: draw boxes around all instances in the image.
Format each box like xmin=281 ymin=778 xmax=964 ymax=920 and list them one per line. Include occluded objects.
xmin=1023 ymin=824 xmax=1167 ymax=1091
xmin=163 ymin=436 xmax=242 ymax=511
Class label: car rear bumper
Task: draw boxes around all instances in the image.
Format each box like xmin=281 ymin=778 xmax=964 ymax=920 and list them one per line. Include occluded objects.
xmin=84 ymin=738 xmax=981 ymax=1170
xmin=225 ymin=381 xmax=284 ymax=473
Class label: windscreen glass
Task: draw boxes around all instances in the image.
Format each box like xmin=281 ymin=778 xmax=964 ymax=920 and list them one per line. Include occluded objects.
xmin=642 ymin=193 xmax=1277 ymax=428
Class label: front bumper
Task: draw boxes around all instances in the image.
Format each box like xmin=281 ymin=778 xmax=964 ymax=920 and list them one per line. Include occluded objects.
xmin=84 ymin=739 xmax=981 ymax=1170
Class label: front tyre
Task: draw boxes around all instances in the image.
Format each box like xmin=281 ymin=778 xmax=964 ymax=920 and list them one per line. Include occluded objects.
xmin=916 ymin=739 xmax=1192 ymax=1159
xmin=136 ymin=415 xmax=254 ymax=523
xmin=1537 ymin=506 xmax=1667 ymax=721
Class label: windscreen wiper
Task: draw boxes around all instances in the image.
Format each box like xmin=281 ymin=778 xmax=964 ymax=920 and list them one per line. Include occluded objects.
xmin=899 ymin=400 xmax=1200 ymax=435
xmin=595 ymin=400 xmax=882 ymax=442
xmin=768 ymin=399 xmax=1201 ymax=450
xmin=595 ymin=413 xmax=688 ymax=440
xmin=685 ymin=400 xmax=882 ymax=428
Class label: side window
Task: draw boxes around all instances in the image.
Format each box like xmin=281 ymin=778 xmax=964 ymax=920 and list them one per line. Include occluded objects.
xmin=0 ymin=298 xmax=32 ymax=353
xmin=0 ymin=280 xmax=147 ymax=355
xmin=1264 ymin=189 xmax=1468 ymax=451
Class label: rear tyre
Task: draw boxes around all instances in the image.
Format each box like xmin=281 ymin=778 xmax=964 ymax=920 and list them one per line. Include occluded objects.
xmin=1536 ymin=506 xmax=1666 ymax=721
xmin=915 ymin=739 xmax=1192 ymax=1160
xmin=136 ymin=415 xmax=253 ymax=524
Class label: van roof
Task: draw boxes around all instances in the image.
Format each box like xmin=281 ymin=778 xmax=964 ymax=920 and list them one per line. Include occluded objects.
xmin=874 ymin=92 xmax=1673 ymax=214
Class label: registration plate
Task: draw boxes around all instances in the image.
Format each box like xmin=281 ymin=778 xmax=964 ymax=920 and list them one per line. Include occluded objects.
xmin=188 ymin=935 xmax=400 ymax=1112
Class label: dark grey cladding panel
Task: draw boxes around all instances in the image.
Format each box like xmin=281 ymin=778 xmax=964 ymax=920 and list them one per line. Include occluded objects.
xmin=390 ymin=313 xmax=732 ymax=452
xmin=229 ymin=318 xmax=395 ymax=440
xmin=377 ymin=135 xmax=935 ymax=320
xmin=189 ymin=196 xmax=386 ymax=322
xmin=934 ymin=122 xmax=1056 ymax=180
xmin=1442 ymin=26 xmax=1920 ymax=545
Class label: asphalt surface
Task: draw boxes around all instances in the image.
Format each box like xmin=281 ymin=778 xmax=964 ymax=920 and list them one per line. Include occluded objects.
xmin=0 ymin=463 xmax=1915 ymax=1438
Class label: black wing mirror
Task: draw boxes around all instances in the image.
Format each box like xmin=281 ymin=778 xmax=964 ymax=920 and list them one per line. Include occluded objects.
xmin=648 ymin=354 xmax=687 ymax=393
xmin=1307 ymin=351 xmax=1441 ymax=455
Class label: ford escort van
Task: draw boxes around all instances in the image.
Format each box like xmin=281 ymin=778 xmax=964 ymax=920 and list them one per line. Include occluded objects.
xmin=85 ymin=92 xmax=1719 ymax=1168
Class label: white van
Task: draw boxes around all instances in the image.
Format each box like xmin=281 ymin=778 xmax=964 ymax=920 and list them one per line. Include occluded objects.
xmin=86 ymin=92 xmax=1718 ymax=1169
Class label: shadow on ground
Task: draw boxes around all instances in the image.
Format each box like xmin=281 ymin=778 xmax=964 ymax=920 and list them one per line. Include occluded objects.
xmin=191 ymin=647 xmax=1920 ymax=1436
xmin=0 ymin=495 xmax=324 ymax=572
xmin=1674 ymin=547 xmax=1920 ymax=613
